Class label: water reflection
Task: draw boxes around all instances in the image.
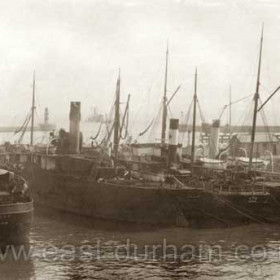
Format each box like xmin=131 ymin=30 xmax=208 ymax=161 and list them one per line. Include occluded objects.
xmin=2 ymin=206 xmax=280 ymax=279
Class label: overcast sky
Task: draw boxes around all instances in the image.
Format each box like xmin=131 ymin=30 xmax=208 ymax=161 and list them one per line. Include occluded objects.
xmin=1 ymin=0 xmax=280 ymax=130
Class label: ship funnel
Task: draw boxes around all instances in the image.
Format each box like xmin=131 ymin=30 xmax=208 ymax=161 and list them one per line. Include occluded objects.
xmin=168 ymin=118 xmax=179 ymax=168
xmin=69 ymin=101 xmax=81 ymax=153
xmin=209 ymin=119 xmax=220 ymax=159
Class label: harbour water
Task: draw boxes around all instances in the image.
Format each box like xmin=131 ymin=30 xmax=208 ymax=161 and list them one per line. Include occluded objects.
xmin=1 ymin=123 xmax=280 ymax=280
xmin=1 ymin=206 xmax=280 ymax=280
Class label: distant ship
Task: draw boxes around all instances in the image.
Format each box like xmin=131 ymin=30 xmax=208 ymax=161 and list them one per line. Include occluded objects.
xmin=86 ymin=107 xmax=104 ymax=123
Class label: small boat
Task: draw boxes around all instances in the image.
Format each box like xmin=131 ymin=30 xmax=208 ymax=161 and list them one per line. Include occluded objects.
xmin=0 ymin=169 xmax=33 ymax=245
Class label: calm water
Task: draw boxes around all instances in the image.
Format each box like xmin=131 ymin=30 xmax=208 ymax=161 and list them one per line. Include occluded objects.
xmin=1 ymin=206 xmax=280 ymax=280
xmin=1 ymin=125 xmax=279 ymax=280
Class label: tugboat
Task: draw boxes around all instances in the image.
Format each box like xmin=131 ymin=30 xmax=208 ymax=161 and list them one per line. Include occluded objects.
xmin=0 ymin=168 xmax=33 ymax=245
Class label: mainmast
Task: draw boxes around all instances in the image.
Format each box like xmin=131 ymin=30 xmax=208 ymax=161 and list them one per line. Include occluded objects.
xmin=119 ymin=93 xmax=130 ymax=138
xmin=229 ymin=86 xmax=232 ymax=135
xmin=113 ymin=69 xmax=121 ymax=166
xmin=30 ymin=71 xmax=35 ymax=146
xmin=161 ymin=43 xmax=169 ymax=146
xmin=191 ymin=68 xmax=198 ymax=166
xmin=248 ymin=26 xmax=264 ymax=171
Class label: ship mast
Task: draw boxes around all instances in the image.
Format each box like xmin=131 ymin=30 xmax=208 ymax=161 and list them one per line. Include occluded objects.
xmin=229 ymin=86 xmax=232 ymax=135
xmin=191 ymin=68 xmax=197 ymax=166
xmin=248 ymin=26 xmax=264 ymax=171
xmin=161 ymin=43 xmax=169 ymax=146
xmin=113 ymin=69 xmax=121 ymax=166
xmin=30 ymin=71 xmax=36 ymax=146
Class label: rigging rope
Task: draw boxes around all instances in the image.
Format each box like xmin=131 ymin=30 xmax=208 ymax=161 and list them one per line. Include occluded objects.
xmin=105 ymin=123 xmax=114 ymax=145
xmin=139 ymin=119 xmax=154 ymax=136
xmin=180 ymin=100 xmax=193 ymax=145
xmin=14 ymin=111 xmax=31 ymax=134
xmin=18 ymin=113 xmax=32 ymax=143
xmin=197 ymin=99 xmax=206 ymax=123
xmin=218 ymin=105 xmax=227 ymax=120
xmin=234 ymin=100 xmax=254 ymax=135
xmin=219 ymin=99 xmax=253 ymax=157
xmin=120 ymin=114 xmax=128 ymax=139
xmin=93 ymin=136 xmax=105 ymax=148
xmin=184 ymin=99 xmax=193 ymax=126
xmin=148 ymin=104 xmax=163 ymax=142
xmin=231 ymin=94 xmax=253 ymax=106
xmin=120 ymin=96 xmax=130 ymax=140
xmin=259 ymin=97 xmax=274 ymax=146
xmin=214 ymin=194 xmax=265 ymax=224
xmin=167 ymin=105 xmax=172 ymax=119
xmin=218 ymin=94 xmax=253 ymax=121
xmin=90 ymin=122 xmax=103 ymax=141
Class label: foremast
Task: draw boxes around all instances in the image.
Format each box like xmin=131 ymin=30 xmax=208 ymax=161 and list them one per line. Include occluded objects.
xmin=161 ymin=43 xmax=169 ymax=147
xmin=191 ymin=68 xmax=198 ymax=166
xmin=248 ymin=26 xmax=264 ymax=171
xmin=30 ymin=71 xmax=36 ymax=145
xmin=113 ymin=69 xmax=121 ymax=167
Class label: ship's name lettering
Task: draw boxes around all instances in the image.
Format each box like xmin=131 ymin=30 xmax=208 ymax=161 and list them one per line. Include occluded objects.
xmin=248 ymin=196 xmax=257 ymax=203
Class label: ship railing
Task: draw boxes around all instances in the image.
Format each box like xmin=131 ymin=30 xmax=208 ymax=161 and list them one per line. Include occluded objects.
xmin=173 ymin=176 xmax=186 ymax=189
xmin=258 ymin=170 xmax=280 ymax=179
xmin=171 ymin=176 xmax=199 ymax=189
xmin=207 ymin=183 xmax=268 ymax=195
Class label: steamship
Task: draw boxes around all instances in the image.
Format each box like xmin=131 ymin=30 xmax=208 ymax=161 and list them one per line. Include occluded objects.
xmin=21 ymin=35 xmax=280 ymax=227
xmin=26 ymin=78 xmax=190 ymax=226
xmin=169 ymin=28 xmax=280 ymax=227
xmin=86 ymin=107 xmax=104 ymax=123
xmin=117 ymin=42 xmax=280 ymax=227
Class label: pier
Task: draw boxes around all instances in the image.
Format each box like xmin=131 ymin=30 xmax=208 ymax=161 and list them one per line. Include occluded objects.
xmin=0 ymin=124 xmax=56 ymax=133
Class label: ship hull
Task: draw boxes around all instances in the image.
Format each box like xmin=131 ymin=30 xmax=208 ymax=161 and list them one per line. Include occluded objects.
xmin=268 ymin=188 xmax=280 ymax=213
xmin=30 ymin=165 xmax=181 ymax=225
xmin=169 ymin=188 xmax=279 ymax=227
xmin=0 ymin=201 xmax=33 ymax=245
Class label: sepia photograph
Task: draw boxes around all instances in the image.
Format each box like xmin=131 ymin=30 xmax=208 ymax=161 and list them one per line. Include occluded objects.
xmin=1 ymin=0 xmax=280 ymax=279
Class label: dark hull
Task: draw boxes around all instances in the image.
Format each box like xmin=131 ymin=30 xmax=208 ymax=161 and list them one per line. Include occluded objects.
xmin=169 ymin=188 xmax=279 ymax=227
xmin=269 ymin=188 xmax=280 ymax=209
xmin=0 ymin=201 xmax=33 ymax=245
xmin=29 ymin=165 xmax=181 ymax=225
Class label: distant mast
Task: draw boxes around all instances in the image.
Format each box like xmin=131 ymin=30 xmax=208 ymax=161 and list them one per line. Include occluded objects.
xmin=248 ymin=26 xmax=264 ymax=171
xmin=30 ymin=71 xmax=36 ymax=146
xmin=229 ymin=86 xmax=232 ymax=135
xmin=113 ymin=69 xmax=121 ymax=166
xmin=161 ymin=43 xmax=169 ymax=147
xmin=44 ymin=107 xmax=49 ymax=125
xmin=191 ymin=68 xmax=198 ymax=166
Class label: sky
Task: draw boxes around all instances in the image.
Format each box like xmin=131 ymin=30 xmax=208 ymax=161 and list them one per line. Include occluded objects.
xmin=1 ymin=0 xmax=280 ymax=134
